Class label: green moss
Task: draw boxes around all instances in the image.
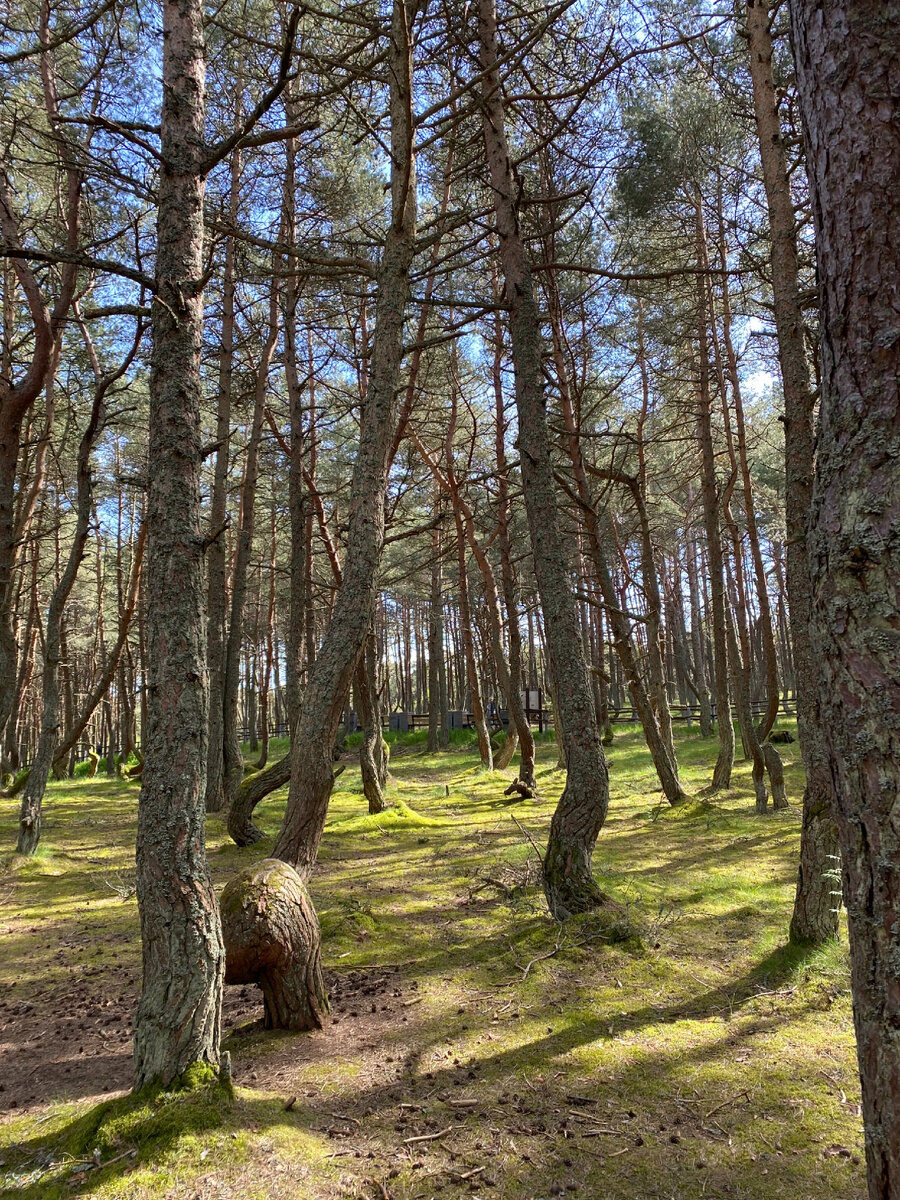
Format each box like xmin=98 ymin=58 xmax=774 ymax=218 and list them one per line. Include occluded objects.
xmin=0 ymin=722 xmax=862 ymax=1200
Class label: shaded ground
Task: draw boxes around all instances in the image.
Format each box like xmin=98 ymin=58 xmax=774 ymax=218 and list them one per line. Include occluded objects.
xmin=0 ymin=725 xmax=865 ymax=1199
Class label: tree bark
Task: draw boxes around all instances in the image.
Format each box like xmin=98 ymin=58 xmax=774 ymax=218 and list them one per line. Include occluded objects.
xmin=18 ymin=316 xmax=142 ymax=852
xmin=221 ymin=279 xmax=279 ymax=810
xmin=788 ymin=1 xmax=900 ymax=1193
xmin=204 ymin=137 xmax=240 ymax=814
xmin=477 ymin=0 xmax=612 ymax=919
xmin=744 ymin=0 xmax=839 ymax=939
xmin=221 ymin=859 xmax=328 ymax=1031
xmin=133 ymin=0 xmax=223 ymax=1089
xmin=272 ymin=0 xmax=417 ymax=875
xmin=355 ymin=630 xmax=387 ymax=813
xmin=693 ymin=193 xmax=734 ymax=789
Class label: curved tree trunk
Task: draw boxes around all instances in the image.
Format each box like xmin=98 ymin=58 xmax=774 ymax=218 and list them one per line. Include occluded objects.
xmin=272 ymin=0 xmax=416 ymax=875
xmin=477 ymin=0 xmax=611 ymax=920
xmin=18 ymin=315 xmax=141 ymax=852
xmin=227 ymin=751 xmax=291 ymax=847
xmin=222 ymin=859 xmax=328 ymax=1031
xmin=355 ymin=631 xmax=387 ymax=814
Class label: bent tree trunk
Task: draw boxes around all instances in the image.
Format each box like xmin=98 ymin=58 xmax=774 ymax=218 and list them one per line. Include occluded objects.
xmin=355 ymin=630 xmax=387 ymax=813
xmin=18 ymin=323 xmax=122 ymax=853
xmin=478 ymin=0 xmax=612 ymax=920
xmin=790 ymin=0 xmax=900 ymax=1193
xmin=221 ymin=859 xmax=328 ymax=1030
xmin=744 ymin=0 xmax=838 ymax=941
xmin=272 ymin=0 xmax=416 ymax=875
xmin=227 ymin=751 xmax=291 ymax=846
xmin=133 ymin=0 xmax=224 ymax=1089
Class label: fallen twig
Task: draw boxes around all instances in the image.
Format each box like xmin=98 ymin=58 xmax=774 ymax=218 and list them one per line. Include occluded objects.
xmin=509 ymin=814 xmax=544 ymax=865
xmin=568 ymin=1113 xmax=624 ymax=1133
xmin=704 ymin=1089 xmax=750 ymax=1120
xmin=403 ymin=1125 xmax=456 ymax=1145
xmin=446 ymin=1165 xmax=485 ymax=1182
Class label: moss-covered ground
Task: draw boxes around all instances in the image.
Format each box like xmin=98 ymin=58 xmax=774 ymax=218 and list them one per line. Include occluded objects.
xmin=0 ymin=724 xmax=864 ymax=1199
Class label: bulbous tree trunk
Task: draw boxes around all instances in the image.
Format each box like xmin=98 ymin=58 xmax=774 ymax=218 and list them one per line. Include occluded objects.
xmin=221 ymin=859 xmax=328 ymax=1031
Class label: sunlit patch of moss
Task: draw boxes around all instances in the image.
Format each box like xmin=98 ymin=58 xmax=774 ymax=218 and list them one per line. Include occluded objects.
xmin=0 ymin=724 xmax=863 ymax=1200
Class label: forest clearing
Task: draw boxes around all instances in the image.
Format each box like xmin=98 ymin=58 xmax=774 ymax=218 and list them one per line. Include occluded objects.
xmin=0 ymin=727 xmax=865 ymax=1199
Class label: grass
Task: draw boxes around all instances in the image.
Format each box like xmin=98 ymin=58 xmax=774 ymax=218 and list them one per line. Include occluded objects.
xmin=0 ymin=722 xmax=865 ymax=1200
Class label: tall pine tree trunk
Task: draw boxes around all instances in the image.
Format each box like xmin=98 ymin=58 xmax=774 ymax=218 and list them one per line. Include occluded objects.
xmin=133 ymin=0 xmax=223 ymax=1088
xmin=221 ymin=281 xmax=279 ymax=809
xmin=204 ymin=138 xmax=240 ymax=813
xmin=789 ymin=2 xmax=900 ymax=1191
xmin=744 ymin=0 xmax=839 ymax=942
xmin=273 ymin=0 xmax=417 ymax=875
xmin=477 ymin=0 xmax=612 ymax=919
xmin=694 ymin=194 xmax=734 ymax=789
xmin=427 ymin=513 xmax=444 ymax=752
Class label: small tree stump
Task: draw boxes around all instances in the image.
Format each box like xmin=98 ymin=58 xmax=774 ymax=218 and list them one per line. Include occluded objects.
xmin=768 ymin=729 xmax=795 ymax=744
xmin=221 ymin=859 xmax=329 ymax=1031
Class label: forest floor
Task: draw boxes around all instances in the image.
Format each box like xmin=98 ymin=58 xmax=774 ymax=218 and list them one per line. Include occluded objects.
xmin=0 ymin=724 xmax=865 ymax=1200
